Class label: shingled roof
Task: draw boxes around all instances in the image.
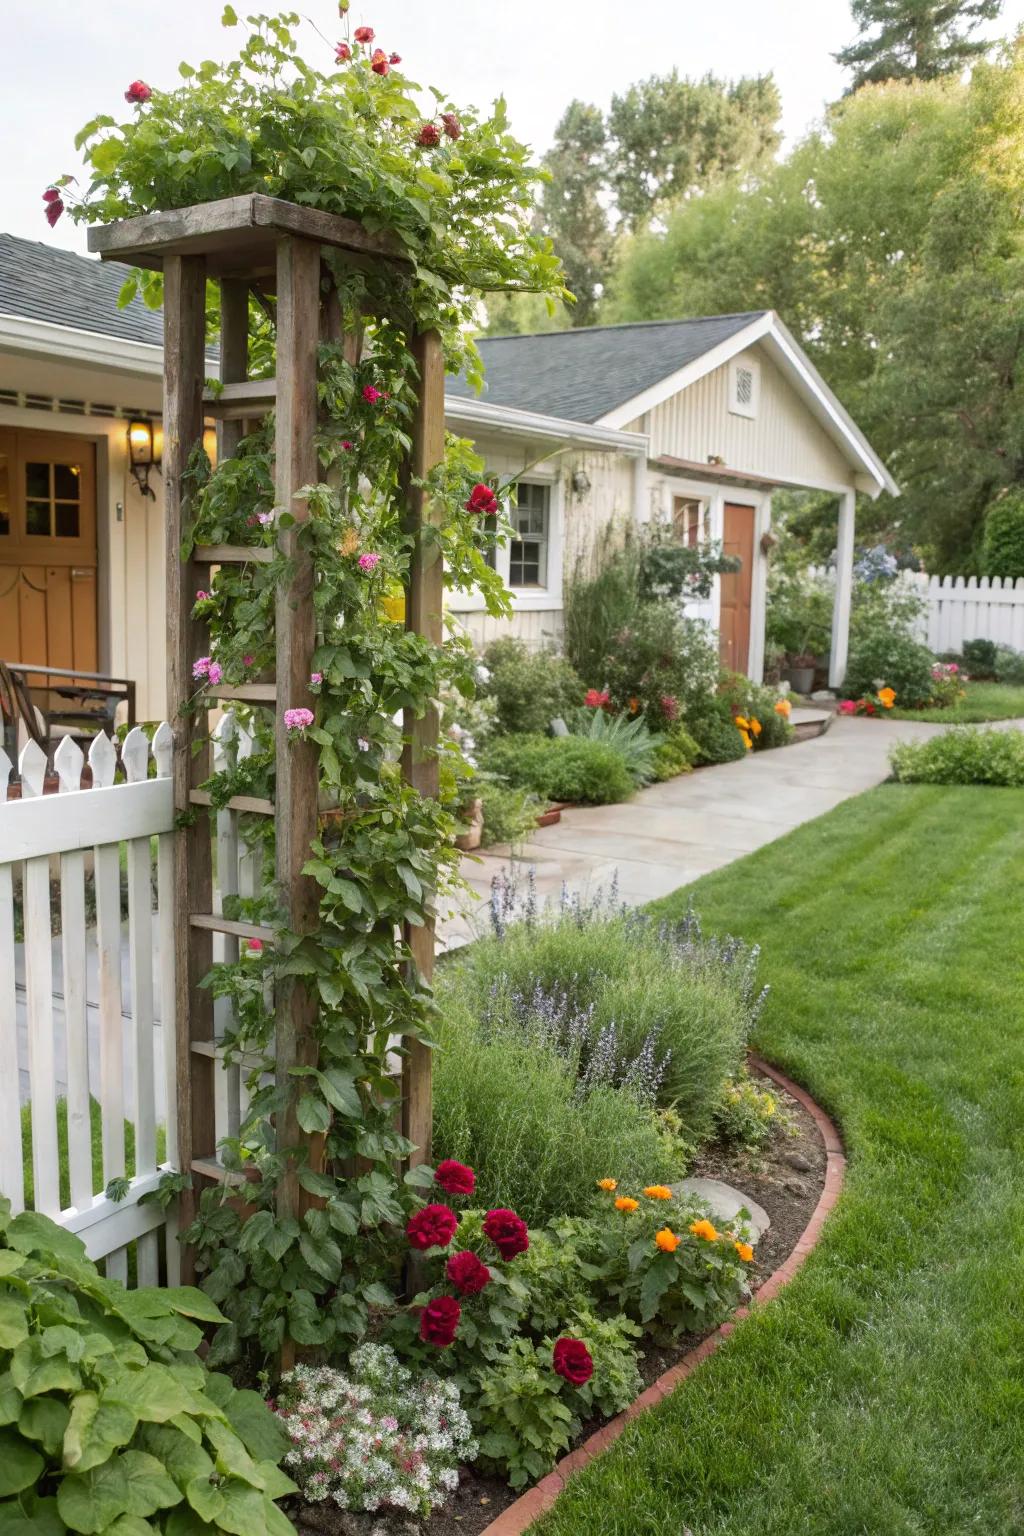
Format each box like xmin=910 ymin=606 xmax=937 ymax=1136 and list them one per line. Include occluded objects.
xmin=0 ymin=233 xmax=164 ymax=348
xmin=447 ymin=313 xmax=768 ymax=425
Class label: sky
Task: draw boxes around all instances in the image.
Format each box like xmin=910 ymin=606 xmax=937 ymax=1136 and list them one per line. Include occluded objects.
xmin=2 ymin=0 xmax=1022 ymax=254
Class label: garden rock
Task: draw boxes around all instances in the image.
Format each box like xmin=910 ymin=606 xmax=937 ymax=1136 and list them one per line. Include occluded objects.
xmin=785 ymin=1151 xmax=813 ymax=1172
xmin=674 ymin=1176 xmax=771 ymax=1240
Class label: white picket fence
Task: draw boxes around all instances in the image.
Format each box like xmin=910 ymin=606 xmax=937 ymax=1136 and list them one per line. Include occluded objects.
xmin=807 ymin=567 xmax=1024 ymax=655
xmin=0 ymin=725 xmax=178 ymax=1285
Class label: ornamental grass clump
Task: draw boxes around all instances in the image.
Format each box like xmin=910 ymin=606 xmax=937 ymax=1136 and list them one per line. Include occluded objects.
xmin=275 ymin=1347 xmax=476 ymax=1517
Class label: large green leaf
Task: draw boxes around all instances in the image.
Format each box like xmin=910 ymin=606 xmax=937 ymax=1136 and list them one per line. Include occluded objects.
xmin=105 ymin=1520 xmax=157 ymax=1536
xmin=10 ymin=1338 xmax=80 ymax=1400
xmin=0 ymin=1428 xmax=44 ymax=1497
xmin=312 ymin=1068 xmax=361 ymax=1118
xmin=212 ymin=1481 xmax=267 ymax=1536
xmin=58 ymin=1450 xmax=181 ymax=1534
xmin=639 ymin=1253 xmax=679 ymax=1323
xmin=160 ymin=1289 xmax=227 ymax=1326
xmin=0 ymin=1299 xmax=28 ymax=1351
xmin=0 ymin=1375 xmax=22 ymax=1427
xmin=63 ymin=1392 xmax=137 ymax=1473
xmin=18 ymin=1395 xmax=70 ymax=1456
xmin=166 ymin=1508 xmax=219 ymax=1536
xmin=183 ymin=1475 xmax=223 ymax=1524
xmin=295 ymin=1094 xmax=330 ymax=1135
xmin=203 ymin=1418 xmax=263 ymax=1487
xmin=5 ymin=1215 xmax=86 ymax=1266
xmin=222 ymin=1390 xmax=290 ymax=1466
xmin=136 ymin=1423 xmax=214 ymax=1491
xmin=0 ymin=1493 xmax=66 ymax=1534
xmin=104 ymin=1365 xmax=192 ymax=1424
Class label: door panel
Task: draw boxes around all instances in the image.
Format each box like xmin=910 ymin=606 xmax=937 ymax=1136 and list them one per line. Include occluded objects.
xmin=0 ymin=430 xmax=98 ymax=672
xmin=719 ymin=502 xmax=755 ymax=675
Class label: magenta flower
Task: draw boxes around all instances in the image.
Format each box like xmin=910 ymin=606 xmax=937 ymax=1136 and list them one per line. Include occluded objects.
xmin=43 ymin=190 xmax=64 ymax=228
xmin=342 ymin=440 xmax=354 ymax=451
xmin=310 ymin=672 xmax=323 ymax=686
xmin=124 ymin=80 xmax=152 ymax=104
xmin=358 ymin=552 xmax=381 ymax=573
xmin=195 ymin=589 xmax=211 ymax=602
xmin=362 ymin=384 xmax=388 ymax=405
xmin=257 ymin=510 xmax=274 ymax=526
xmin=335 ymin=42 xmax=352 ymax=61
xmin=207 ymin=662 xmax=223 ymax=686
xmin=284 ymin=707 xmax=315 ymax=731
xmin=243 ymin=654 xmax=255 ymax=667
xmin=192 ymin=656 xmax=212 ymax=681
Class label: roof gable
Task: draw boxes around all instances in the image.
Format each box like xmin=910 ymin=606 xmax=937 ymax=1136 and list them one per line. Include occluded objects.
xmin=447 ymin=313 xmax=766 ymax=424
xmin=0 ymin=233 xmax=163 ymax=349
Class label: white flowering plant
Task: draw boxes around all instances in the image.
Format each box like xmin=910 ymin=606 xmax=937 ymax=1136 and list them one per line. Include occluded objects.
xmin=274 ymin=1344 xmax=477 ymax=1517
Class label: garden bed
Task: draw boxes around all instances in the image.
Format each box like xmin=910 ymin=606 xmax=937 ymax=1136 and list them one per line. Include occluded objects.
xmin=286 ymin=1066 xmax=831 ymax=1536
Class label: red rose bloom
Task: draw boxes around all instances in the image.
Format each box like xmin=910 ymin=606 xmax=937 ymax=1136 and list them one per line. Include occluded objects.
xmin=353 ymin=25 xmax=375 ymax=42
xmin=389 ymin=52 xmax=402 ymax=64
xmin=446 ymin=1250 xmax=491 ymax=1297
xmin=419 ymin=1294 xmax=461 ymax=1347
xmin=335 ymin=42 xmax=352 ymax=61
xmin=552 ymin=1337 xmax=593 ymax=1386
xmin=370 ymin=48 xmax=389 ymax=74
xmin=406 ymin=1203 xmax=458 ymax=1251
xmin=43 ymin=193 xmax=64 ymax=228
xmin=584 ymin=688 xmax=610 ymax=710
xmin=465 ymin=482 xmax=498 ymax=516
xmin=483 ymin=1208 xmax=529 ymax=1260
xmin=417 ymin=122 xmax=441 ymax=147
xmin=124 ymin=80 xmax=152 ymax=104
xmin=362 ymin=384 xmax=383 ymax=404
xmin=435 ymin=1159 xmax=475 ymax=1196
xmin=442 ymin=112 xmax=462 ymax=140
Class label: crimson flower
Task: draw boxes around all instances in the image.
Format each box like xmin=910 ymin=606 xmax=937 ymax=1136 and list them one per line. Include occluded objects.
xmin=389 ymin=52 xmax=401 ymax=64
xmin=465 ymin=482 xmax=498 ymax=516
xmin=362 ymin=384 xmax=385 ymax=404
xmin=435 ymin=1160 xmax=475 ymax=1196
xmin=446 ymin=1251 xmax=491 ymax=1297
xmin=417 ymin=123 xmax=441 ymax=147
xmin=552 ymin=1337 xmax=593 ymax=1386
xmin=341 ymin=440 xmax=354 ymax=451
xmin=483 ymin=1208 xmax=529 ymax=1260
xmin=406 ymin=1203 xmax=458 ymax=1251
xmin=442 ymin=112 xmax=462 ymax=140
xmin=124 ymin=80 xmax=152 ymax=104
xmin=353 ymin=25 xmax=375 ymax=42
xmin=335 ymin=42 xmax=352 ymax=61
xmin=43 ymin=192 xmax=64 ymax=228
xmin=584 ymin=688 xmax=610 ymax=710
xmin=370 ymin=49 xmax=389 ymax=74
xmin=419 ymin=1295 xmax=461 ymax=1347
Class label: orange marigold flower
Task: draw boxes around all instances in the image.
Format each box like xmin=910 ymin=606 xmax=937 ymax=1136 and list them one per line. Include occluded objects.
xmin=615 ymin=1197 xmax=640 ymax=1213
xmin=774 ymin=697 xmax=791 ymax=718
xmin=734 ymin=715 xmax=750 ymax=730
xmin=735 ymin=1240 xmax=754 ymax=1262
xmin=597 ymin=1179 xmax=618 ymax=1192
xmin=655 ymin=1228 xmax=680 ymax=1253
xmin=628 ymin=697 xmax=640 ymax=715
xmin=643 ymin=1185 xmax=673 ymax=1200
xmin=878 ymin=686 xmax=896 ymax=709
xmin=750 ymin=717 xmax=762 ymax=736
xmin=689 ymin=1218 xmax=719 ymax=1242
xmin=740 ymin=729 xmax=753 ymax=750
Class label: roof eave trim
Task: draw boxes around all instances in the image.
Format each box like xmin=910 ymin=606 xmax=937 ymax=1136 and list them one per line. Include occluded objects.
xmin=443 ymin=393 xmax=649 ymax=455
xmin=0 ymin=313 xmax=218 ymax=379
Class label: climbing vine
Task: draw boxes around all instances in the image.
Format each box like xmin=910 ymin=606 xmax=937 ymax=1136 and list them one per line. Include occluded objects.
xmin=62 ymin=9 xmax=565 ymax=1365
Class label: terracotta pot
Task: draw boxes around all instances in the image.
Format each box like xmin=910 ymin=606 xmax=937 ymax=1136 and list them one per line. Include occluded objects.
xmin=455 ymin=797 xmax=483 ymax=851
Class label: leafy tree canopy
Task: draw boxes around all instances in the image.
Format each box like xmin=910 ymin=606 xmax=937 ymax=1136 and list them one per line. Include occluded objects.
xmin=836 ymin=0 xmax=1003 ymax=89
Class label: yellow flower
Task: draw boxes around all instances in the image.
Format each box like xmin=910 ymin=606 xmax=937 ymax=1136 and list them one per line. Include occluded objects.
xmin=643 ymin=1185 xmax=673 ymax=1200
xmin=735 ymin=1240 xmax=754 ymax=1262
xmin=740 ymin=730 xmax=753 ymax=750
xmin=750 ymin=717 xmax=762 ymax=737
xmin=689 ymin=1218 xmax=719 ymax=1242
xmin=615 ymin=1197 xmax=640 ymax=1213
xmin=597 ymin=1179 xmax=618 ymax=1192
xmin=734 ymin=715 xmax=750 ymax=730
xmin=774 ymin=698 xmax=791 ymax=718
xmin=878 ymin=686 xmax=896 ymax=709
xmin=655 ymin=1228 xmax=680 ymax=1253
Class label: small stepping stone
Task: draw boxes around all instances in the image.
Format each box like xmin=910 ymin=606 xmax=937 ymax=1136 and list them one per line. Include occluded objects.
xmin=673 ymin=1176 xmax=771 ymax=1240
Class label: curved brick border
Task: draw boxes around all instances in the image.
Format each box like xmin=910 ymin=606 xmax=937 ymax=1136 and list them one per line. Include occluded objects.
xmin=480 ymin=1057 xmax=847 ymax=1536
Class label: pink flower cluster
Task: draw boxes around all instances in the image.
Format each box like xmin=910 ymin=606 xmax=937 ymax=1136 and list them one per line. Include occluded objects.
xmin=192 ymin=656 xmax=223 ymax=686
xmin=358 ymin=552 xmax=381 ymax=573
xmin=284 ymin=707 xmax=315 ymax=731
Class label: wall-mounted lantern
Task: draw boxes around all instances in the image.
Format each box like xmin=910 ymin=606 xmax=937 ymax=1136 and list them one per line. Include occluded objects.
xmin=127 ymin=417 xmax=160 ymax=499
xmin=570 ymin=467 xmax=591 ymax=499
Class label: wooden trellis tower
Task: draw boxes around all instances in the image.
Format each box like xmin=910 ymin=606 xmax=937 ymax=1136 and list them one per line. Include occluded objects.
xmin=90 ymin=197 xmax=444 ymax=1272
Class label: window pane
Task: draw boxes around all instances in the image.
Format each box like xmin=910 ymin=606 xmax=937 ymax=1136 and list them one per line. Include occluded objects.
xmin=26 ymin=500 xmax=51 ymax=536
xmin=54 ymin=463 xmax=82 ymax=500
xmin=25 ymin=462 xmax=50 ymax=500
xmin=55 ymin=503 xmax=80 ymax=538
xmin=0 ymin=452 xmax=8 ymax=536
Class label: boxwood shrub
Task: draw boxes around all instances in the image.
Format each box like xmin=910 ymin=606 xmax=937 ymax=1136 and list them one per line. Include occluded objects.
xmin=890 ymin=726 xmax=1024 ymax=785
xmin=482 ymin=735 xmax=634 ymax=805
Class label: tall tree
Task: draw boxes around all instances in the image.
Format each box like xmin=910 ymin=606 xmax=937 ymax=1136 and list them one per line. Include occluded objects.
xmin=606 ymin=71 xmax=782 ymax=230
xmin=836 ymin=0 xmax=1003 ymax=88
xmin=537 ymin=101 xmax=612 ymax=326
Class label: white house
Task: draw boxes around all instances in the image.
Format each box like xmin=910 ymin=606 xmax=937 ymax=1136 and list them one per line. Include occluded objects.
xmin=0 ymin=233 xmax=895 ymax=719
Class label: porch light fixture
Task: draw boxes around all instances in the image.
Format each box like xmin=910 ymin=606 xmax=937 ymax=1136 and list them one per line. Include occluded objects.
xmin=127 ymin=417 xmax=160 ymax=500
xmin=570 ymin=467 xmax=591 ymax=498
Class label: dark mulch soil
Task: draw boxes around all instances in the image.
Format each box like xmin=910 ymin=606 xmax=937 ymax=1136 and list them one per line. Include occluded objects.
xmin=289 ymin=1071 xmax=828 ymax=1536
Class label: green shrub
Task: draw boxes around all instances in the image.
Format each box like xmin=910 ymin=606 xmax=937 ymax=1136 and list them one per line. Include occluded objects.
xmin=844 ymin=627 xmax=936 ymax=708
xmin=597 ymin=602 xmax=719 ymax=730
xmin=687 ymin=696 xmax=748 ymax=764
xmin=982 ymin=490 xmax=1024 ymax=579
xmin=452 ymin=900 xmax=762 ymax=1138
xmin=478 ymin=781 xmax=541 ymax=848
xmin=564 ymin=707 xmax=658 ymax=786
xmin=889 ymin=726 xmax=1024 ymax=785
xmin=963 ymin=638 xmax=999 ymax=679
xmin=718 ymin=674 xmax=795 ymax=751
xmin=652 ymin=724 xmax=700 ymax=780
xmin=713 ymin=1072 xmax=793 ymax=1149
xmin=995 ymin=646 xmax=1024 ymax=685
xmin=480 ymin=639 xmax=583 ymax=736
xmin=431 ymin=1003 xmax=678 ymax=1227
xmin=481 ymin=734 xmax=635 ymax=805
xmin=563 ymin=549 xmax=640 ymax=684
xmin=0 ymin=1200 xmax=295 ymax=1535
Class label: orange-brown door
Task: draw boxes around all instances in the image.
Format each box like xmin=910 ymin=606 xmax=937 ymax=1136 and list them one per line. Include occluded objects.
xmin=719 ymin=502 xmax=755 ymax=675
xmin=0 ymin=429 xmax=98 ymax=674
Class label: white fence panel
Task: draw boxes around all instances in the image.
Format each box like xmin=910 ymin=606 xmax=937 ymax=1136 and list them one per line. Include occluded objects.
xmin=806 ymin=567 xmax=1024 ymax=656
xmin=0 ymin=727 xmax=177 ymax=1284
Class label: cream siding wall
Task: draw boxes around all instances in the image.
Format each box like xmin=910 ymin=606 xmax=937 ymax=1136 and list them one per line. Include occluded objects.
xmin=0 ymin=352 xmax=167 ymax=720
xmin=625 ymin=345 xmax=855 ymax=490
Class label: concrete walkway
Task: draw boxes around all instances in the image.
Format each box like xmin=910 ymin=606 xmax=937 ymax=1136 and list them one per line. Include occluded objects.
xmin=441 ymin=714 xmax=1021 ymax=943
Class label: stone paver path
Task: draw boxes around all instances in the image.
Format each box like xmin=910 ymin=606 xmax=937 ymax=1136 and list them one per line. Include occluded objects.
xmin=441 ymin=714 xmax=1022 ymax=944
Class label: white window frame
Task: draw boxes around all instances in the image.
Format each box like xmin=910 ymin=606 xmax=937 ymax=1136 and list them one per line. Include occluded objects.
xmin=449 ymin=471 xmax=564 ymax=614
xmin=728 ymin=357 xmax=761 ymax=420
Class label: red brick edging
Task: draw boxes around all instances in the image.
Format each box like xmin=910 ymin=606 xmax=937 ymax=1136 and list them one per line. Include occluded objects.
xmin=480 ymin=1057 xmax=847 ymax=1535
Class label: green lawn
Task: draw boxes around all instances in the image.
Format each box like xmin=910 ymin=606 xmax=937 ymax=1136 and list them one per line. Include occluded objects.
xmin=889 ymin=679 xmax=1024 ymax=722
xmin=535 ymin=783 xmax=1024 ymax=1536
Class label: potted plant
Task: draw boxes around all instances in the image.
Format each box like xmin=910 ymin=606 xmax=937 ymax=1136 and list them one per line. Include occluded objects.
xmin=784 ymin=651 xmax=817 ymax=695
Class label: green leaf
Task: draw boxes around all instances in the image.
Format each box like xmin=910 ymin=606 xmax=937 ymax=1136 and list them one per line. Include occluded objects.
xmin=0 ymin=1494 xmax=66 ymax=1534
xmin=62 ymin=1392 xmax=138 ymax=1473
xmin=361 ymin=1281 xmax=395 ymax=1307
xmin=221 ymin=3 xmax=238 ymax=22
xmin=18 ymin=1395 xmax=70 ymax=1456
xmin=0 ymin=1299 xmax=28 ymax=1350
xmin=184 ymin=1475 xmax=223 ymax=1523
xmin=298 ymin=1231 xmax=342 ymax=1284
xmin=211 ymin=1480 xmax=267 ymax=1536
xmin=0 ymin=1374 xmax=22 ymax=1426
xmin=203 ymin=1419 xmax=263 ymax=1487
xmin=639 ymin=1254 xmax=678 ymax=1322
xmin=58 ymin=1451 xmax=182 ymax=1534
xmin=162 ymin=1289 xmax=227 ymax=1325
xmin=6 ymin=1214 xmax=86 ymax=1266
xmin=10 ymin=1338 xmax=81 ymax=1400
xmin=223 ymin=1391 xmax=290 ymax=1465
xmin=136 ymin=1423 xmax=214 ymax=1491
xmin=90 ymin=138 xmax=124 ymax=175
xmin=313 ymin=1068 xmax=361 ymax=1118
xmin=104 ymin=1365 xmax=192 ymax=1424
xmin=106 ymin=1519 xmax=158 ymax=1536
xmin=0 ymin=1428 xmax=44 ymax=1497
xmin=295 ymin=1094 xmax=330 ymax=1135
xmin=0 ymin=1253 xmax=26 ymax=1277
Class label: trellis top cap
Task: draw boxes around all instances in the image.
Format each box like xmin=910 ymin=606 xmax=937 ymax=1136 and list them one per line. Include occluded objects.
xmin=87 ymin=192 xmax=411 ymax=279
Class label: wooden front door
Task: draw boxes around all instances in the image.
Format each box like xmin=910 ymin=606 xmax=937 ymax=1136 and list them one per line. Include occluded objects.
xmin=719 ymin=501 xmax=755 ymax=675
xmin=0 ymin=429 xmax=98 ymax=674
